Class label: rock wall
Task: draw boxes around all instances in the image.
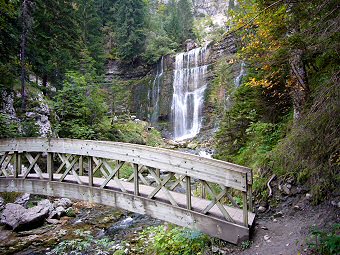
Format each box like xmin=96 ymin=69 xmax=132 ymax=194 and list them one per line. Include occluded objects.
xmin=193 ymin=0 xmax=231 ymax=17
xmin=0 ymin=89 xmax=53 ymax=138
xmin=111 ymin=33 xmax=238 ymax=138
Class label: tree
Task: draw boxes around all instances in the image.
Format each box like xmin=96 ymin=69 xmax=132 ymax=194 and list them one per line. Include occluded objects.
xmin=77 ymin=0 xmax=105 ymax=73
xmin=114 ymin=0 xmax=147 ymax=62
xmin=28 ymin=0 xmax=80 ymax=89
xmin=0 ymin=1 xmax=20 ymax=89
xmin=20 ymin=0 xmax=33 ymax=110
xmin=164 ymin=0 xmax=194 ymax=45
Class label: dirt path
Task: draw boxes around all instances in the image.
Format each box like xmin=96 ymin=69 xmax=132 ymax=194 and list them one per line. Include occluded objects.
xmin=234 ymin=197 xmax=339 ymax=255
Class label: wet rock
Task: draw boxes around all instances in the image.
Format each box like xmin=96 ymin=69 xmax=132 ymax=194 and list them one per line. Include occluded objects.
xmin=282 ymin=184 xmax=291 ymax=195
xmin=293 ymin=205 xmax=301 ymax=211
xmin=53 ymin=198 xmax=72 ymax=209
xmin=273 ymin=211 xmax=283 ymax=218
xmin=14 ymin=193 xmax=30 ymax=208
xmin=258 ymin=206 xmax=266 ymax=213
xmin=49 ymin=206 xmax=66 ymax=219
xmin=185 ymin=39 xmax=198 ymax=51
xmin=264 ymin=235 xmax=271 ymax=242
xmin=46 ymin=219 xmax=59 ymax=225
xmin=305 ymin=193 xmax=312 ymax=200
xmin=38 ymin=199 xmax=53 ymax=213
xmin=187 ymin=142 xmax=198 ymax=150
xmin=1 ymin=203 xmax=49 ymax=231
xmin=107 ymin=217 xmax=134 ymax=234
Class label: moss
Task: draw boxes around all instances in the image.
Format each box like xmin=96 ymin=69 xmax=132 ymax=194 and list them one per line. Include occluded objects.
xmin=0 ymin=192 xmax=23 ymax=204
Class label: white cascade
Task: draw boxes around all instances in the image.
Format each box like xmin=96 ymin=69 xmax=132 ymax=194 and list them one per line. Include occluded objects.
xmin=235 ymin=61 xmax=246 ymax=87
xmin=149 ymin=56 xmax=164 ymax=123
xmin=171 ymin=46 xmax=209 ymax=141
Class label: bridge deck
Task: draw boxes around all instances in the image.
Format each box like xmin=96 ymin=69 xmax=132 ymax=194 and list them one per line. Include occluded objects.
xmin=16 ymin=173 xmax=255 ymax=227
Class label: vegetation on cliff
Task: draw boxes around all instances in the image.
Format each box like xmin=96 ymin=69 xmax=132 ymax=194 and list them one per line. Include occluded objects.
xmin=214 ymin=0 xmax=339 ymax=203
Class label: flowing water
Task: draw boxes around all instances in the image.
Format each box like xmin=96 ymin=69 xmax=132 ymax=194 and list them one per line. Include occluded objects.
xmin=235 ymin=61 xmax=246 ymax=87
xmin=171 ymin=46 xmax=209 ymax=141
xmin=149 ymin=56 xmax=164 ymax=123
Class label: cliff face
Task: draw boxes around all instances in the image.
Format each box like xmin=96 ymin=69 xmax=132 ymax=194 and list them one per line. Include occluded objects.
xmin=104 ymin=1 xmax=237 ymax=138
xmin=193 ymin=0 xmax=231 ymax=17
xmin=114 ymin=34 xmax=238 ymax=138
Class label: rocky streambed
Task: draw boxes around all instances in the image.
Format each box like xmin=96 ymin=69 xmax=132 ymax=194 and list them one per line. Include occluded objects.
xmin=0 ymin=194 xmax=162 ymax=255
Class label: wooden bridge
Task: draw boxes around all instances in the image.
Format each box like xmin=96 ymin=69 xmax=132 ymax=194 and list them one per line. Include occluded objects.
xmin=0 ymin=138 xmax=255 ymax=244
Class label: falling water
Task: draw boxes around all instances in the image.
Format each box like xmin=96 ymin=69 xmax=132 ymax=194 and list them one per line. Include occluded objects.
xmin=149 ymin=57 xmax=164 ymax=123
xmin=235 ymin=61 xmax=246 ymax=87
xmin=171 ymin=46 xmax=209 ymax=141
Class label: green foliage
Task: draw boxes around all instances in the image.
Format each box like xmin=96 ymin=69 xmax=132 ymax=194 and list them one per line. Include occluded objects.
xmin=241 ymin=240 xmax=252 ymax=250
xmin=0 ymin=192 xmax=22 ymax=204
xmin=138 ymin=225 xmax=210 ymax=255
xmin=54 ymin=71 xmax=108 ymax=140
xmin=65 ymin=208 xmax=76 ymax=218
xmin=110 ymin=121 xmax=164 ymax=146
xmin=271 ymin=82 xmax=340 ymax=204
xmin=215 ymin=83 xmax=264 ymax=163
xmin=21 ymin=118 xmax=40 ymax=137
xmin=234 ymin=121 xmax=286 ymax=168
xmin=307 ymin=224 xmax=340 ymax=255
xmin=0 ymin=113 xmax=19 ymax=138
xmin=47 ymin=230 xmax=119 ymax=255
xmin=164 ymin=0 xmax=194 ymax=45
xmin=113 ymin=0 xmax=147 ymax=62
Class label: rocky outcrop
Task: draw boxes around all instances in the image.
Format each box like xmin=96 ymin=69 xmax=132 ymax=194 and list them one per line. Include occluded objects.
xmin=193 ymin=0 xmax=230 ymax=17
xmin=14 ymin=193 xmax=30 ymax=208
xmin=1 ymin=89 xmax=53 ymax=137
xmin=25 ymin=92 xmax=52 ymax=137
xmin=1 ymin=203 xmax=50 ymax=231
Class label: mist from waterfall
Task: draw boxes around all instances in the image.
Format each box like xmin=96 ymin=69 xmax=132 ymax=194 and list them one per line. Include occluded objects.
xmin=171 ymin=46 xmax=209 ymax=141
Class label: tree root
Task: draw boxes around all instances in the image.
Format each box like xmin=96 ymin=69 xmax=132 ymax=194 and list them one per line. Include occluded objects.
xmin=267 ymin=174 xmax=276 ymax=197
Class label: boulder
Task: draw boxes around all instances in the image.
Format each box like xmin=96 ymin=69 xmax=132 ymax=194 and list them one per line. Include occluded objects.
xmin=14 ymin=193 xmax=30 ymax=208
xmin=1 ymin=203 xmax=49 ymax=231
xmin=49 ymin=206 xmax=66 ymax=219
xmin=53 ymin=198 xmax=72 ymax=209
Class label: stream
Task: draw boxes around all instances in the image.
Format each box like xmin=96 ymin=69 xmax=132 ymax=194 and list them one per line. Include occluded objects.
xmin=0 ymin=198 xmax=162 ymax=255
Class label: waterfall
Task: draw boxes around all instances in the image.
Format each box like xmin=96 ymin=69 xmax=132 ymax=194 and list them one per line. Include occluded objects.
xmin=235 ymin=61 xmax=246 ymax=87
xmin=171 ymin=46 xmax=209 ymax=141
xmin=149 ymin=56 xmax=164 ymax=123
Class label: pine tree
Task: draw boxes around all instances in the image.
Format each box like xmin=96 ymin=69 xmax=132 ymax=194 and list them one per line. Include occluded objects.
xmin=28 ymin=0 xmax=80 ymax=88
xmin=114 ymin=0 xmax=147 ymax=62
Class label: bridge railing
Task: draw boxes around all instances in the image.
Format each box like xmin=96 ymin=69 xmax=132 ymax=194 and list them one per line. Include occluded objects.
xmin=0 ymin=138 xmax=253 ymax=227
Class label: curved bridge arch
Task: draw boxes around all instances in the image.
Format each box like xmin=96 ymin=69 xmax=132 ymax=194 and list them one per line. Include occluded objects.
xmin=0 ymin=138 xmax=255 ymax=244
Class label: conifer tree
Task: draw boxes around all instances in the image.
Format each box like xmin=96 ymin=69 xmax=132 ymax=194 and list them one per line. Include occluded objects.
xmin=114 ymin=0 xmax=146 ymax=62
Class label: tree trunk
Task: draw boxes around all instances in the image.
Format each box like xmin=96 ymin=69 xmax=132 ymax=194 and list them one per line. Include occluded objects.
xmin=289 ymin=48 xmax=309 ymax=120
xmin=42 ymin=74 xmax=48 ymax=87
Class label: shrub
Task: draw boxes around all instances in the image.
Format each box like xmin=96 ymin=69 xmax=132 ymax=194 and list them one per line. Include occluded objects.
xmin=138 ymin=225 xmax=210 ymax=255
xmin=307 ymin=224 xmax=340 ymax=255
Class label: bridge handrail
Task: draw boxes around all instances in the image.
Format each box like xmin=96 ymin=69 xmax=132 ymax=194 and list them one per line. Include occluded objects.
xmin=0 ymin=138 xmax=251 ymax=192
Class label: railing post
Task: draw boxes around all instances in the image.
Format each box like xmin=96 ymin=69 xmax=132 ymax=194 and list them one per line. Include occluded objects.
xmin=186 ymin=176 xmax=191 ymax=210
xmin=88 ymin=156 xmax=93 ymax=187
xmin=79 ymin=156 xmax=84 ymax=176
xmin=134 ymin=163 xmax=139 ymax=196
xmin=47 ymin=152 xmax=53 ymax=181
xmin=201 ymin=181 xmax=206 ymax=199
xmin=14 ymin=152 xmax=21 ymax=178
xmin=248 ymin=184 xmax=253 ymax=212
xmin=243 ymin=174 xmax=248 ymax=227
